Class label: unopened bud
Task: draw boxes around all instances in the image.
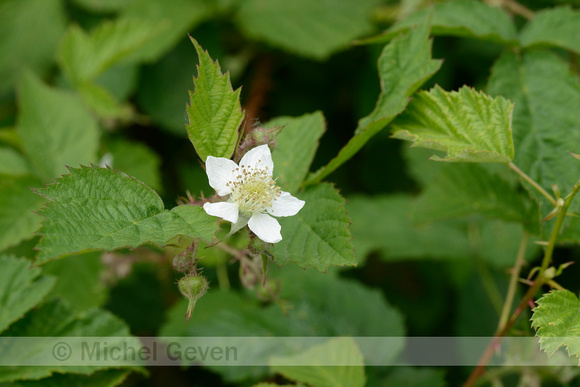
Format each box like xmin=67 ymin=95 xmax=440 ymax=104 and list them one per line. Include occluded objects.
xmin=256 ymin=279 xmax=280 ymax=302
xmin=178 ymin=274 xmax=209 ymax=321
xmin=237 ymin=126 xmax=283 ymax=160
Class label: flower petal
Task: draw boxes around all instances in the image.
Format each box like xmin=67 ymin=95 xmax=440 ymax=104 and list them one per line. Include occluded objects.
xmin=267 ymin=191 xmax=305 ymax=217
xmin=203 ymin=202 xmax=239 ymax=223
xmin=239 ymin=144 xmax=274 ymax=177
xmin=205 ymin=156 xmax=239 ymax=196
xmin=248 ymin=213 xmax=282 ymax=243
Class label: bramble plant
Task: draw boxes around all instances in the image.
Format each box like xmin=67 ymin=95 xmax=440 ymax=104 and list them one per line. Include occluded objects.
xmin=2 ymin=0 xmax=580 ymax=386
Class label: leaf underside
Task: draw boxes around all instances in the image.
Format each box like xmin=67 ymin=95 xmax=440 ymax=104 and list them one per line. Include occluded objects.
xmin=391 ymin=85 xmax=514 ymax=163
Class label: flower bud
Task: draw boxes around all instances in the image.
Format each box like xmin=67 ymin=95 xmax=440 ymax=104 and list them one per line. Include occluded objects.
xmin=237 ymin=125 xmax=283 ymax=160
xmin=256 ymin=279 xmax=280 ymax=302
xmin=178 ymin=274 xmax=209 ymax=321
xmin=171 ymin=242 xmax=198 ymax=273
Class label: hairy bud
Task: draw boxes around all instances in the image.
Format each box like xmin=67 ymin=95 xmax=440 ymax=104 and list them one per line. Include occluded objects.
xmin=178 ymin=274 xmax=209 ymax=321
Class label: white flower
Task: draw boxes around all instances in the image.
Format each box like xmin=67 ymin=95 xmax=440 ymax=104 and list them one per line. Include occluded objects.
xmin=203 ymin=145 xmax=305 ymax=243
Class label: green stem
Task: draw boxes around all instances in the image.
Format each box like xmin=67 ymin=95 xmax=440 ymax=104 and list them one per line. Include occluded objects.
xmin=216 ymin=261 xmax=230 ymax=291
xmin=539 ymin=180 xmax=580 ymax=274
xmin=464 ymin=180 xmax=580 ymax=387
xmin=497 ymin=232 xmax=528 ymax=332
xmin=508 ymin=162 xmax=556 ymax=206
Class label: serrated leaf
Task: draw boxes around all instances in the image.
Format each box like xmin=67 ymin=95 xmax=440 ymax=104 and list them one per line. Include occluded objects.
xmin=236 ymin=0 xmax=379 ymax=60
xmin=412 ymin=163 xmax=531 ymax=225
xmin=270 ymin=337 xmax=366 ymax=387
xmin=161 ymin=267 xmax=404 ymax=382
xmin=34 ymin=166 xmax=219 ymax=263
xmin=186 ymin=38 xmax=244 ymax=162
xmin=120 ymin=0 xmax=214 ymax=61
xmin=271 ymin=183 xmax=355 ymax=271
xmin=391 ymin=85 xmax=514 ymax=163
xmin=17 ymin=72 xmax=100 ymax=180
xmin=520 ymin=6 xmax=580 ymax=54
xmin=58 ymin=19 xmax=168 ymax=84
xmin=0 ymin=299 xmax=142 ymax=382
xmin=0 ymin=175 xmax=46 ymax=251
xmin=269 ymin=112 xmax=326 ymax=193
xmin=306 ymin=20 xmax=441 ymax=184
xmin=0 ymin=0 xmax=66 ymax=93
xmin=0 ymin=256 xmax=55 ymax=334
xmin=487 ymin=50 xmax=580 ymax=238
xmin=0 ymin=147 xmax=30 ymax=176
xmin=363 ymin=0 xmax=517 ymax=46
xmin=531 ymin=290 xmax=580 ymax=362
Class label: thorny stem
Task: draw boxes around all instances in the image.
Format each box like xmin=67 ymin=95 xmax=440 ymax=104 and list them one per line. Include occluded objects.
xmin=497 ymin=232 xmax=528 ymax=332
xmin=464 ymin=180 xmax=580 ymax=387
xmin=508 ymin=162 xmax=557 ymax=206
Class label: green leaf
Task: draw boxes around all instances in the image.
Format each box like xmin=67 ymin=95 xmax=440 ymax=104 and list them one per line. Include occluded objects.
xmin=17 ymin=72 xmax=100 ymax=180
xmin=401 ymin=146 xmax=445 ymax=187
xmin=412 ymin=163 xmax=531 ymax=225
xmin=364 ymin=0 xmax=517 ymax=46
xmin=135 ymin=38 xmax=196 ymax=135
xmin=76 ymin=82 xmax=132 ymax=120
xmin=487 ymin=51 xmax=580 ymax=217
xmin=0 ymin=0 xmax=66 ymax=93
xmin=347 ymin=194 xmax=470 ymax=261
xmin=520 ymin=6 xmax=580 ymax=54
xmin=161 ymin=267 xmax=404 ymax=382
xmin=347 ymin=194 xmax=537 ymax=266
xmin=0 ymin=147 xmax=31 ymax=176
xmin=531 ymin=290 xmax=580 ymax=362
xmin=57 ymin=19 xmax=168 ymax=84
xmin=41 ymin=252 xmax=107 ymax=312
xmin=306 ymin=19 xmax=441 ymax=184
xmin=381 ymin=367 xmax=446 ymax=387
xmin=186 ymin=38 xmax=244 ymax=162
xmin=0 ymin=299 xmax=142 ymax=382
xmin=0 ymin=175 xmax=46 ymax=252
xmin=269 ymin=112 xmax=326 ymax=193
xmin=271 ymin=183 xmax=355 ymax=271
xmin=391 ymin=85 xmax=514 ymax=163
xmin=0 ymin=256 xmax=55 ymax=334
xmin=4 ymin=369 xmax=132 ymax=387
xmin=236 ymin=0 xmax=379 ymax=60
xmin=34 ymin=166 xmax=219 ymax=263
xmin=105 ymin=138 xmax=162 ymax=192
xmin=120 ymin=0 xmax=214 ymax=61
xmin=70 ymin=0 xmax=132 ymax=13
xmin=270 ymin=337 xmax=366 ymax=387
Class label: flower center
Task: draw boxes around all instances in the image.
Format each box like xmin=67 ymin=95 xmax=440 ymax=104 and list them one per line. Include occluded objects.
xmin=227 ymin=164 xmax=281 ymax=213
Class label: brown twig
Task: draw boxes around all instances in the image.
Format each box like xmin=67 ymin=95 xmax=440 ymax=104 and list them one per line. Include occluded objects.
xmin=242 ymin=54 xmax=274 ymax=133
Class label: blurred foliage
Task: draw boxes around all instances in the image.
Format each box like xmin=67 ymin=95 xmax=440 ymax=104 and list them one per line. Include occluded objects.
xmin=2 ymin=0 xmax=580 ymax=386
